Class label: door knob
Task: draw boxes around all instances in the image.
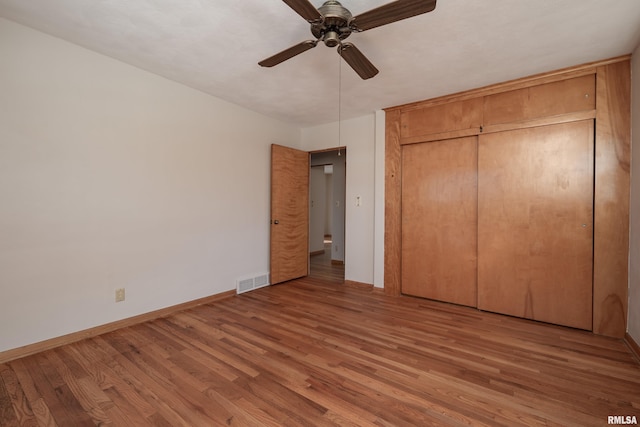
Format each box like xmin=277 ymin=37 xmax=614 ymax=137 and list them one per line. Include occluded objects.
xmin=274 ymin=220 xmax=279 ymax=224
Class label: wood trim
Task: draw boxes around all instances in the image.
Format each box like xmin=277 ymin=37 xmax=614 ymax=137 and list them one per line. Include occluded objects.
xmin=343 ymin=280 xmax=374 ymax=290
xmin=310 ymin=146 xmax=346 ymax=154
xmin=400 ymin=127 xmax=481 ymax=145
xmin=399 ymin=111 xmax=597 ymax=145
xmin=384 ymin=108 xmax=402 ymax=296
xmin=481 ymin=110 xmax=596 ymax=135
xmin=385 ymin=55 xmax=628 ymax=114
xmin=371 ymin=286 xmax=385 ymax=295
xmin=331 ymin=259 xmax=344 ymax=265
xmin=0 ymin=290 xmax=236 ymax=364
xmin=310 ymin=249 xmax=325 ymax=256
xmin=625 ymin=333 xmax=640 ymax=363
xmin=593 ymin=60 xmax=631 ymax=338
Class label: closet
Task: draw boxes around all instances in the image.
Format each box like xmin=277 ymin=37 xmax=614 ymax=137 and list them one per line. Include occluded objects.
xmin=385 ymin=57 xmax=630 ymax=337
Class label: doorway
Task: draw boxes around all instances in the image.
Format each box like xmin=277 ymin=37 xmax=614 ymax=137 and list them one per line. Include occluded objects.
xmin=309 ymin=149 xmax=346 ymax=282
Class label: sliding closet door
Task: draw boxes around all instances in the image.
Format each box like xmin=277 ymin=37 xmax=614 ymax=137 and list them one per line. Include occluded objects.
xmin=477 ymin=121 xmax=594 ymax=330
xmin=401 ymin=136 xmax=478 ymax=307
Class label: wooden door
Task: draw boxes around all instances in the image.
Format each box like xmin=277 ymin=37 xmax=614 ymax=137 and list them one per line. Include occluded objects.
xmin=477 ymin=121 xmax=594 ymax=330
xmin=401 ymin=136 xmax=478 ymax=307
xmin=270 ymin=144 xmax=309 ymax=284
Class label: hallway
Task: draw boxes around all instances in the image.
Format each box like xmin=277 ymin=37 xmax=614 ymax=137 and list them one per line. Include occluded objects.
xmin=310 ymin=237 xmax=344 ymax=283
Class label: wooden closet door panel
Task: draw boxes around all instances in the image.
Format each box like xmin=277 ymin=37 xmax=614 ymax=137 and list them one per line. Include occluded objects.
xmin=483 ymin=75 xmax=596 ymax=126
xmin=401 ymin=136 xmax=477 ymax=307
xmin=477 ymin=121 xmax=594 ymax=330
xmin=400 ymin=98 xmax=483 ymax=139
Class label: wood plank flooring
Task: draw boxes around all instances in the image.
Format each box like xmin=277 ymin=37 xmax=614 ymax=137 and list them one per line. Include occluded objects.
xmin=1 ymin=277 xmax=639 ymax=426
xmin=310 ymin=241 xmax=344 ymax=283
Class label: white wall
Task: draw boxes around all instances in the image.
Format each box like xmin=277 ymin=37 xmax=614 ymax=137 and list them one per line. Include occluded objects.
xmin=325 ymin=172 xmax=333 ymax=236
xmin=374 ymin=110 xmax=386 ymax=289
xmin=0 ymin=18 xmax=300 ymax=353
xmin=629 ymin=45 xmax=640 ymax=342
xmin=302 ymin=114 xmax=378 ymax=285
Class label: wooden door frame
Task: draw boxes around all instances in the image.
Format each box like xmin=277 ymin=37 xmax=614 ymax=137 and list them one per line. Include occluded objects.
xmin=383 ymin=56 xmax=630 ymax=338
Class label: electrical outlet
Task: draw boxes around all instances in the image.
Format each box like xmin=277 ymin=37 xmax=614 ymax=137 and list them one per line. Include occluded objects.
xmin=115 ymin=288 xmax=125 ymax=302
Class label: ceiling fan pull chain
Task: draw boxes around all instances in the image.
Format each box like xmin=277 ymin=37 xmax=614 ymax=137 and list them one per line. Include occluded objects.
xmin=338 ymin=47 xmax=342 ymax=154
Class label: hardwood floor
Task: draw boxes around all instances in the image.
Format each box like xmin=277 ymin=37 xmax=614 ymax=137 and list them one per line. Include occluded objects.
xmin=1 ymin=277 xmax=639 ymax=426
xmin=310 ymin=240 xmax=344 ymax=283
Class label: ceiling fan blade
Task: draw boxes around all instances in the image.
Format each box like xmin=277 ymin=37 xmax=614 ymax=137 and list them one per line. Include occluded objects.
xmin=338 ymin=42 xmax=379 ymax=80
xmin=351 ymin=0 xmax=437 ymax=32
xmin=259 ymin=40 xmax=318 ymax=67
xmin=282 ymin=0 xmax=322 ymax=22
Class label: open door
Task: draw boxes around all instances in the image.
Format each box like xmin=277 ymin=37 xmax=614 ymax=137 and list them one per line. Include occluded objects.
xmin=270 ymin=144 xmax=309 ymax=284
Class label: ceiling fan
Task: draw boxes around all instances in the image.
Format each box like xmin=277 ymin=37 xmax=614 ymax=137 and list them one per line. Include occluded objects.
xmin=259 ymin=0 xmax=437 ymax=80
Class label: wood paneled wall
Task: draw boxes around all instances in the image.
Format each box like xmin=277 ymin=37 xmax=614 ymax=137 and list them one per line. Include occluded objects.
xmin=384 ymin=56 xmax=631 ymax=338
xmin=593 ymin=61 xmax=631 ymax=337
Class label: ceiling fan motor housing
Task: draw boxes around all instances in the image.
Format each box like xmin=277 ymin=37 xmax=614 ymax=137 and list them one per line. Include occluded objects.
xmin=312 ymin=0 xmax=353 ymax=47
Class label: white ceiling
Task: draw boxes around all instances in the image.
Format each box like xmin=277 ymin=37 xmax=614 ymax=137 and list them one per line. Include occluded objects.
xmin=1 ymin=0 xmax=640 ymax=127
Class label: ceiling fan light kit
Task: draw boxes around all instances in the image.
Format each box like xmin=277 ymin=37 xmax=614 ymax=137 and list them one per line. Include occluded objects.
xmin=259 ymin=0 xmax=437 ymax=80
